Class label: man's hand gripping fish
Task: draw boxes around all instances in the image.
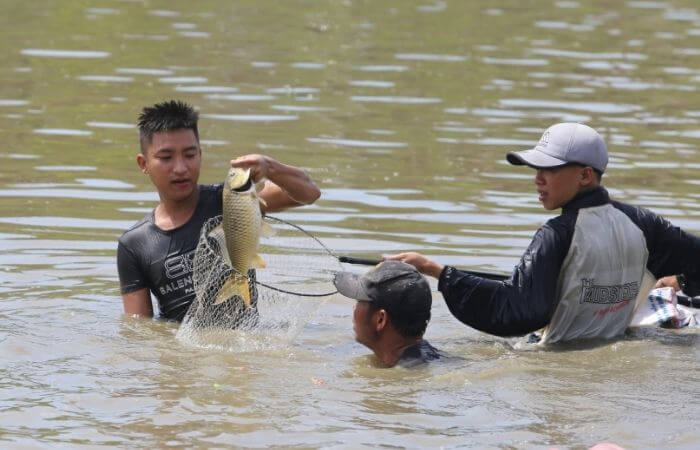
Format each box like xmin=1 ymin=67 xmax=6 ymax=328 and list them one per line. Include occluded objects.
xmin=211 ymin=167 xmax=273 ymax=306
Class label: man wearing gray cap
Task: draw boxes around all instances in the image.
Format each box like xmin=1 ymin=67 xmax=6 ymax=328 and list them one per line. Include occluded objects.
xmin=386 ymin=122 xmax=700 ymax=343
xmin=334 ymin=261 xmax=441 ymax=367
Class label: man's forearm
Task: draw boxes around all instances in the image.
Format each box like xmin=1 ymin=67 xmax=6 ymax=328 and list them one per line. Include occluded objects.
xmin=265 ymin=160 xmax=320 ymax=205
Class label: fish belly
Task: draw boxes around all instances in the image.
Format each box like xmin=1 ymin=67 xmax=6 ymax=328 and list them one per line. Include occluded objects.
xmin=216 ymin=190 xmax=263 ymax=307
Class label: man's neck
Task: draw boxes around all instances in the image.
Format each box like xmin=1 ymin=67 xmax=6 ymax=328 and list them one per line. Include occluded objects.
xmin=154 ymin=186 xmax=200 ymax=230
xmin=372 ymin=334 xmax=422 ymax=367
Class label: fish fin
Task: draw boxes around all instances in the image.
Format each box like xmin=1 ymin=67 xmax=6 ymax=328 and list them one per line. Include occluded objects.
xmin=251 ymin=253 xmax=267 ymax=269
xmin=261 ymin=221 xmax=276 ymax=237
xmin=213 ymin=276 xmax=251 ymax=307
xmin=207 ymin=224 xmax=230 ymax=265
xmin=256 ymin=193 xmax=268 ymax=208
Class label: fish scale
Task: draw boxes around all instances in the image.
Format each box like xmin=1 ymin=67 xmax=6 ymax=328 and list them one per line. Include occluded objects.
xmin=212 ymin=167 xmax=267 ymax=306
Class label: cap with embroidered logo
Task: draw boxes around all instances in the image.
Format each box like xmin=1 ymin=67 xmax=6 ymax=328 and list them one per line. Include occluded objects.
xmin=506 ymin=122 xmax=608 ymax=173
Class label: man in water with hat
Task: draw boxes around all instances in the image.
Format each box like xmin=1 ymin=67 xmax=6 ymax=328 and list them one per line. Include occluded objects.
xmin=386 ymin=122 xmax=700 ymax=343
xmin=334 ymin=261 xmax=441 ymax=367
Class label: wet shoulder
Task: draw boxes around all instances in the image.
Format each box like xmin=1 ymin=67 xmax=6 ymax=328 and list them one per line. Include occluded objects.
xmin=118 ymin=212 xmax=155 ymax=248
xmin=397 ymin=340 xmax=443 ymax=368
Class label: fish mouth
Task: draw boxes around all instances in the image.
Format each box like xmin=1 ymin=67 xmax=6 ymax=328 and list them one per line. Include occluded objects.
xmin=227 ymin=168 xmax=252 ymax=191
xmin=233 ymin=176 xmax=253 ymax=193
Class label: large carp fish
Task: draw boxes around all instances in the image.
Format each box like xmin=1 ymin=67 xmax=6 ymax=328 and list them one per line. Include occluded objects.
xmin=211 ymin=167 xmax=272 ymax=307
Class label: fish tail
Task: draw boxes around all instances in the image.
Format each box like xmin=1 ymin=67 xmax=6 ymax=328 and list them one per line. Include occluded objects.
xmin=213 ymin=275 xmax=252 ymax=307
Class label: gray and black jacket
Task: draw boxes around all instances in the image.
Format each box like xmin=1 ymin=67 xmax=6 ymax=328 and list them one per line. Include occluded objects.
xmin=438 ymin=186 xmax=700 ymax=339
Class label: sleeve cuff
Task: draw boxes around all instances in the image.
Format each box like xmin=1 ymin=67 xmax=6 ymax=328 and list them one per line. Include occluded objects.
xmin=437 ymin=265 xmax=455 ymax=292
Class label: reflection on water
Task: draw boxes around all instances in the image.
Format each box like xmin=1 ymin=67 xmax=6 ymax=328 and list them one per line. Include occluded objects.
xmin=1 ymin=0 xmax=700 ymax=447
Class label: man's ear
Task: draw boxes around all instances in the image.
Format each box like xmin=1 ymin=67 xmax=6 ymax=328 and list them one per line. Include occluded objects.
xmin=580 ymin=166 xmax=596 ymax=187
xmin=374 ymin=309 xmax=388 ymax=333
xmin=136 ymin=153 xmax=148 ymax=174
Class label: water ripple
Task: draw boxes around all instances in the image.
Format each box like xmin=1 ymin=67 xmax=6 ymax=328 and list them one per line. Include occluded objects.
xmin=86 ymin=122 xmax=134 ymax=129
xmin=178 ymin=31 xmax=210 ymax=38
xmin=77 ymin=75 xmax=133 ymax=83
xmin=481 ymin=57 xmax=548 ymax=66
xmin=86 ymin=7 xmax=119 ymax=15
xmin=33 ymin=129 xmax=93 ymax=136
xmin=116 ymin=68 xmax=174 ymax=76
xmin=201 ymin=114 xmax=298 ymax=122
xmin=34 ymin=166 xmax=96 ymax=171
xmin=417 ymin=1 xmax=447 ymax=13
xmin=271 ymin=105 xmax=335 ymax=112
xmin=499 ymin=98 xmax=642 ymax=114
xmin=175 ymin=86 xmax=238 ymax=93
xmin=627 ymin=1 xmax=669 ymax=9
xmin=205 ymin=94 xmax=275 ymax=101
xmin=20 ymin=49 xmax=110 ymax=58
xmin=0 ymin=100 xmax=29 ymax=106
xmin=395 ymin=53 xmax=467 ymax=62
xmin=172 ymin=23 xmax=197 ymax=30
xmin=307 ymin=137 xmax=406 ymax=148
xmin=351 ymin=96 xmax=441 ymax=104
xmin=149 ymin=9 xmax=180 ymax=17
xmin=159 ymin=76 xmax=208 ymax=84
xmin=530 ymin=48 xmax=647 ymax=60
xmin=0 ymin=217 xmax=135 ymax=230
xmin=534 ymin=21 xmax=595 ymax=32
xmin=579 ymin=61 xmax=638 ymax=71
xmin=267 ymin=87 xmax=319 ymax=95
xmin=354 ymin=65 xmax=409 ymax=72
xmin=349 ymin=80 xmax=395 ymax=88
xmin=0 ymin=188 xmax=156 ymax=201
xmin=290 ymin=62 xmax=326 ymax=69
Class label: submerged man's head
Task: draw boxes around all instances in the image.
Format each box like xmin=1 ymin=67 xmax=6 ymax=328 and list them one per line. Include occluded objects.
xmin=334 ymin=261 xmax=432 ymax=350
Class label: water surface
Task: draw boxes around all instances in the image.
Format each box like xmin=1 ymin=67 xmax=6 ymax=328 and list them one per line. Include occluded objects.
xmin=1 ymin=0 xmax=699 ymax=448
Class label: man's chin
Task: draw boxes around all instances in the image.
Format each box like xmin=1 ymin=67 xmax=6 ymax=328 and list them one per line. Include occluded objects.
xmin=169 ymin=187 xmax=196 ymax=202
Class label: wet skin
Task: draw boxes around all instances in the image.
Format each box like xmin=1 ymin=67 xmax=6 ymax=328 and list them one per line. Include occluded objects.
xmin=137 ymin=129 xmax=202 ymax=206
xmin=535 ymin=165 xmax=591 ymax=210
xmin=353 ymin=301 xmax=377 ymax=348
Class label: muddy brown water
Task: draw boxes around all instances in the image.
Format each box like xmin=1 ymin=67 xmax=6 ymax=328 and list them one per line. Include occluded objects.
xmin=1 ymin=1 xmax=699 ymax=448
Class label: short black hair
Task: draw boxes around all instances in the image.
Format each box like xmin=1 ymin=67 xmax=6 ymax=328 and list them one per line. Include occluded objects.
xmin=567 ymin=163 xmax=603 ymax=182
xmin=137 ymin=100 xmax=199 ymax=153
xmin=368 ymin=302 xmax=430 ymax=338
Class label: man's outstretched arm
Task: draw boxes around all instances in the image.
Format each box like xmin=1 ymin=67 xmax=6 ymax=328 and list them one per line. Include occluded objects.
xmin=230 ymin=154 xmax=320 ymax=213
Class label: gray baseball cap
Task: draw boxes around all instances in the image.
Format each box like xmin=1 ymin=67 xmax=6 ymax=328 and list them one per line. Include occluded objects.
xmin=333 ymin=261 xmax=431 ymax=318
xmin=506 ymin=122 xmax=608 ymax=173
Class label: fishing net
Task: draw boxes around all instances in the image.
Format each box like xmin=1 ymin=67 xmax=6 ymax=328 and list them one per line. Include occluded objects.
xmin=176 ymin=215 xmax=343 ymax=351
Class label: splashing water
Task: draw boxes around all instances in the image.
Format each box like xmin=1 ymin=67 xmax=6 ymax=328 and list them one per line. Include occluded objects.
xmin=176 ymin=215 xmax=342 ymax=352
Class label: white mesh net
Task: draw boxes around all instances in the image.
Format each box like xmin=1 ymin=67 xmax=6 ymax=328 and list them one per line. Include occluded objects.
xmin=176 ymin=215 xmax=342 ymax=351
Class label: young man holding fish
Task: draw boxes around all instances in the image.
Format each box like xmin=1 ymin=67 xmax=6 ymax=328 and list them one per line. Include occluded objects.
xmin=117 ymin=100 xmax=320 ymax=321
xmin=386 ymin=122 xmax=700 ymax=343
xmin=334 ymin=261 xmax=442 ymax=367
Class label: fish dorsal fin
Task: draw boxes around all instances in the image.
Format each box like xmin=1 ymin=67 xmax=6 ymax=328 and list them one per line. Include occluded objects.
xmin=251 ymin=253 xmax=267 ymax=269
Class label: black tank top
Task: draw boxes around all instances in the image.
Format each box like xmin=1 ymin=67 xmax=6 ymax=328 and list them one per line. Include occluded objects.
xmin=117 ymin=184 xmax=225 ymax=321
